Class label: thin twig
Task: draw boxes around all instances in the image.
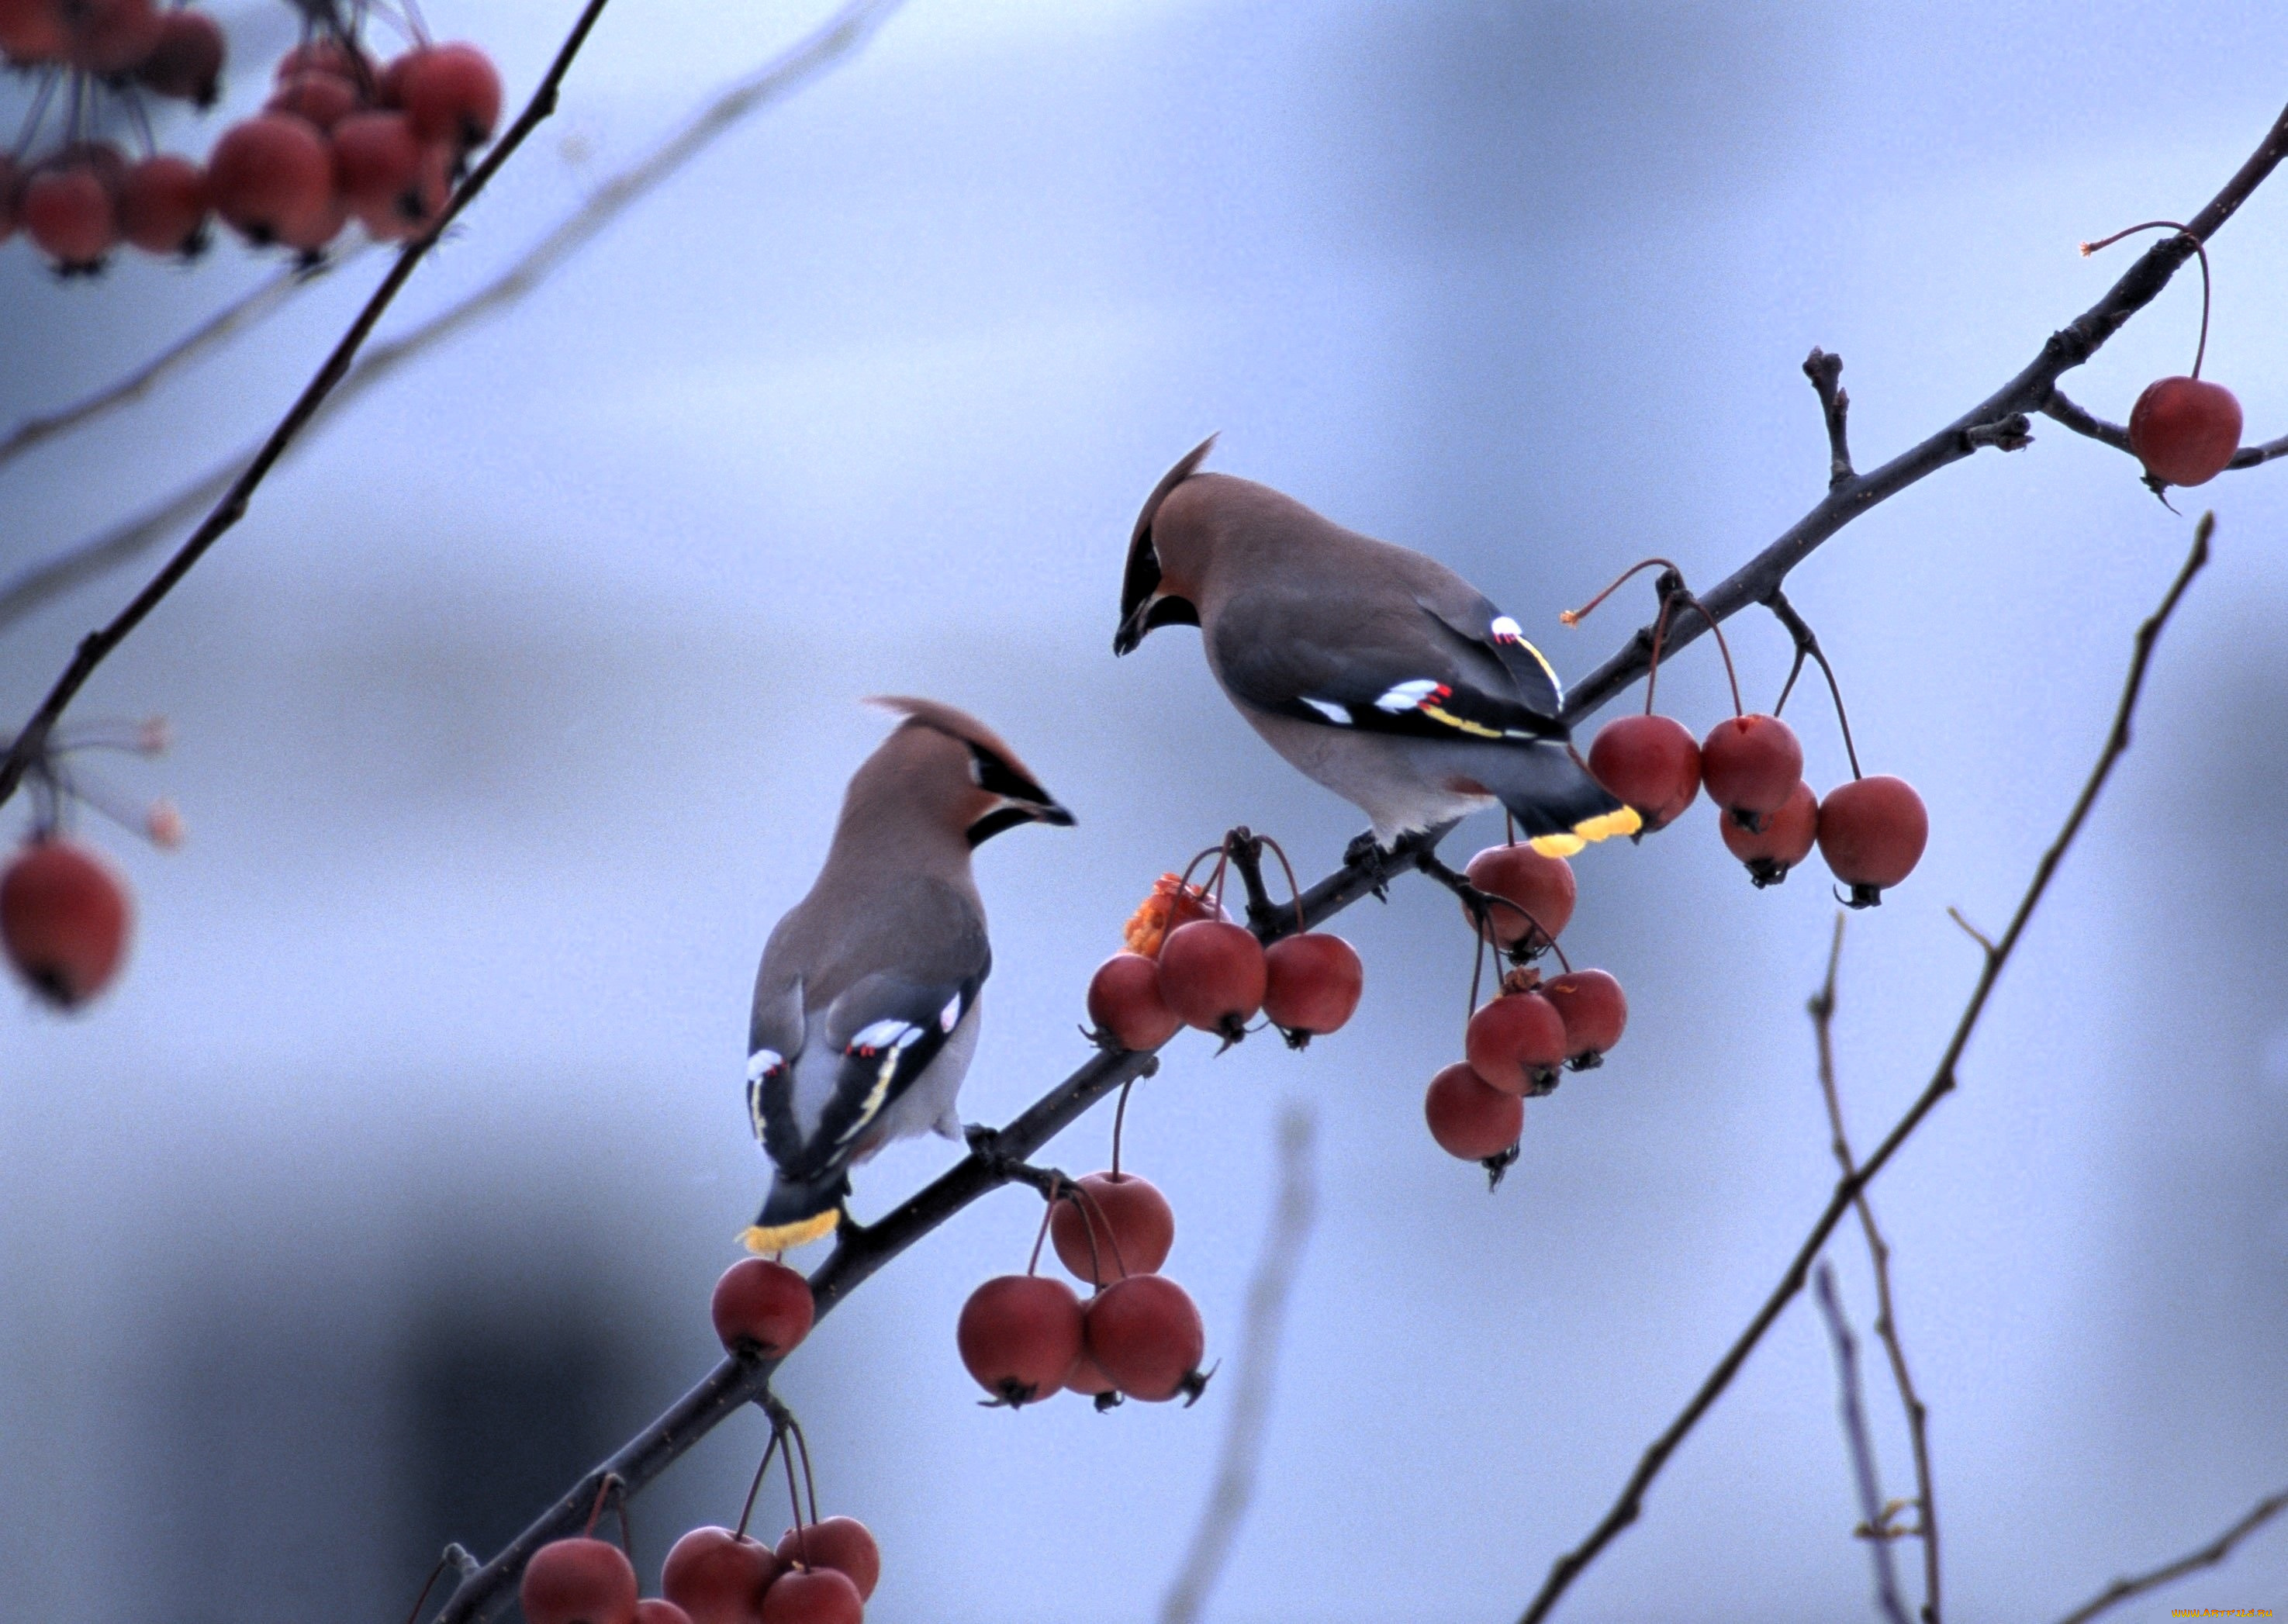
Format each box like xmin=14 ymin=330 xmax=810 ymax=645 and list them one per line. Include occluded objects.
xmin=1811 ymin=1262 xmax=1911 ymax=1624
xmin=1804 ymin=347 xmax=1854 ymax=488
xmin=1159 ymin=1099 xmax=1319 ymax=1624
xmin=1516 ymin=518 xmax=2211 ymax=1624
xmin=1557 ymin=97 xmax=2288 ymax=724
xmin=2042 ymin=385 xmax=2288 ymax=471
xmin=1811 ymin=917 xmax=1940 ymax=1623
xmin=2051 ymin=1484 xmax=2288 ymax=1624
xmin=0 ymin=0 xmax=908 ymax=640
xmin=1764 ymin=589 xmax=1861 ymax=777
xmin=0 ymin=257 xmax=363 ymax=474
xmin=0 ymin=0 xmax=619 ymax=809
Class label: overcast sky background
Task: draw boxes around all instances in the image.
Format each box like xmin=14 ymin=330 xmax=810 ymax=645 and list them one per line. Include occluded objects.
xmin=3 ymin=3 xmax=2287 ymax=1621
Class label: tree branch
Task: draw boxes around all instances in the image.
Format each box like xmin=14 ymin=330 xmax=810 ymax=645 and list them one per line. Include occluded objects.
xmin=0 ymin=0 xmax=620 ymax=809
xmin=2051 ymin=1484 xmax=2288 ymax=1624
xmin=1516 ymin=517 xmax=2210 ymax=1624
xmin=1803 ymin=347 xmax=1853 ymax=489
xmin=1557 ymin=98 xmax=2288 ymax=725
xmin=1810 ymin=1261 xmax=1910 ymax=1624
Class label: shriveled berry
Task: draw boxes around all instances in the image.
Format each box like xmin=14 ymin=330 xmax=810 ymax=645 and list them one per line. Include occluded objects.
xmin=1156 ymin=919 xmax=1267 ymax=1041
xmin=1261 ymin=931 xmax=1362 ymax=1041
xmin=2129 ymin=375 xmax=2242 ymax=488
xmin=710 ymin=1258 xmax=814 ymax=1358
xmin=397 ymin=41 xmax=503 ymax=147
xmin=118 ymin=154 xmax=209 ymax=255
xmin=1462 ymin=842 xmax=1574 ymax=952
xmin=1049 ymin=1171 xmax=1173 ymax=1284
xmin=1423 ymin=1061 xmax=1522 ymax=1161
xmin=1084 ymin=1273 xmax=1207 ymax=1403
xmin=1121 ymin=872 xmax=1226 ymax=957
xmin=2 ymin=838 xmax=130 ymax=1007
xmin=1816 ymin=775 xmax=1928 ymax=907
xmin=1464 ymin=988 xmax=1567 ymax=1096
xmin=1540 ymin=969 xmax=1626 ymax=1066
xmin=758 ymin=1567 xmax=862 ymax=1624
xmin=19 ymin=164 xmax=116 ymax=271
xmin=1588 ymin=714 xmax=1701 ymax=831
xmin=1700 ymin=714 xmax=1803 ymax=830
xmin=520 ymin=1537 xmax=639 ymax=1624
xmin=1719 ymin=778 xmax=1817 ymax=886
xmin=956 ymin=1274 xmax=1081 ymax=1407
xmin=208 ymin=113 xmax=335 ymax=247
xmin=662 ymin=1527 xmax=777 ymax=1624
xmin=1085 ymin=952 xmax=1181 ymax=1051
xmin=134 ymin=6 xmax=223 ymax=103
xmin=773 ymin=1518 xmax=880 ymax=1602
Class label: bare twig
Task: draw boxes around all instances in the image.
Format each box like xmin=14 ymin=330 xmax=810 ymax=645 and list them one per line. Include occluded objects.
xmin=2043 ymin=385 xmax=2288 ymax=472
xmin=1517 ymin=517 xmax=2211 ymax=1624
xmin=1557 ymin=98 xmax=2287 ymax=724
xmin=1811 ymin=917 xmax=1940 ymax=1623
xmin=0 ymin=0 xmax=907 ymax=639
xmin=0 ymin=0 xmax=619 ymax=810
xmin=2051 ymin=1484 xmax=2288 ymax=1624
xmin=1804 ymin=347 xmax=1854 ymax=488
xmin=0 ymin=256 xmax=365 ymax=475
xmin=1811 ymin=1262 xmax=1910 ymax=1624
xmin=1159 ymin=1099 xmax=1320 ymax=1624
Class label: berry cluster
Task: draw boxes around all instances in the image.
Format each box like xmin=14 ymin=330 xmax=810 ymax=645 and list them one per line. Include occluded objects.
xmin=0 ymin=2 xmax=501 ymax=271
xmin=0 ymin=0 xmax=227 ymax=270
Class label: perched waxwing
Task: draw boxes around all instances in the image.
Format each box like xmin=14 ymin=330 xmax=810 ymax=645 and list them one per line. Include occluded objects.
xmin=1114 ymin=437 xmax=1639 ymax=855
xmin=741 ymin=699 xmax=1074 ymax=1253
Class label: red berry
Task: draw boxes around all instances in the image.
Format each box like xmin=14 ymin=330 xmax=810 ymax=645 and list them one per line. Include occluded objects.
xmin=1261 ymin=931 xmax=1362 ymax=1040
xmin=1699 ymin=714 xmax=1803 ymax=830
xmin=956 ymin=1274 xmax=1081 ymax=1407
xmin=662 ymin=1527 xmax=776 ymax=1624
xmin=64 ymin=0 xmax=161 ymax=74
xmin=1719 ymin=778 xmax=1818 ymax=887
xmin=710 ymin=1258 xmax=814 ymax=1359
xmin=2128 ymin=375 xmax=2242 ymax=488
xmin=1085 ymin=952 xmax=1181 ymax=1051
xmin=267 ymin=70 xmax=361 ymax=132
xmin=134 ymin=6 xmax=223 ymax=103
xmin=1049 ymin=1171 xmax=1173 ymax=1284
xmin=1816 ymin=775 xmax=1928 ymax=906
xmin=1462 ymin=842 xmax=1575 ymax=952
xmin=1423 ymin=1061 xmax=1522 ymax=1161
xmin=1540 ymin=969 xmax=1627 ymax=1065
xmin=1156 ymin=919 xmax=1267 ymax=1040
xmin=118 ymin=154 xmax=209 ymax=256
xmin=397 ymin=41 xmax=503 ymax=147
xmin=1084 ymin=1273 xmax=1207 ymax=1403
xmin=1062 ymin=1347 xmax=1119 ymax=1401
xmin=19 ymin=163 xmax=116 ymax=271
xmin=758 ymin=1567 xmax=862 ymax=1624
xmin=0 ymin=0 xmax=67 ymax=64
xmin=1588 ymin=714 xmax=1701 ymax=831
xmin=520 ymin=1538 xmax=639 ymax=1624
xmin=638 ymin=1602 xmax=695 ymax=1624
xmin=2 ymin=839 xmax=130 ymax=1007
xmin=772 ymin=1518 xmax=880 ymax=1602
xmin=1464 ymin=988 xmax=1567 ymax=1096
xmin=274 ymin=36 xmax=363 ymax=82
xmin=333 ymin=109 xmax=446 ymax=237
xmin=209 ymin=113 xmax=336 ymax=247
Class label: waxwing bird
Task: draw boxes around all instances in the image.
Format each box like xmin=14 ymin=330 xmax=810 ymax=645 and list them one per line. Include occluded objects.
xmin=741 ymin=698 xmax=1074 ymax=1253
xmin=1114 ymin=438 xmax=1638 ymax=855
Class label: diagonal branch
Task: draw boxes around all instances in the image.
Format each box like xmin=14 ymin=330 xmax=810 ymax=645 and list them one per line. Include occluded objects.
xmin=1811 ymin=1261 xmax=1910 ymax=1624
xmin=2052 ymin=1484 xmax=2288 ymax=1624
xmin=1516 ymin=516 xmax=2211 ymax=1624
xmin=0 ymin=0 xmax=620 ymax=809
xmin=1557 ymin=99 xmax=2288 ymax=725
xmin=0 ymin=0 xmax=908 ymax=640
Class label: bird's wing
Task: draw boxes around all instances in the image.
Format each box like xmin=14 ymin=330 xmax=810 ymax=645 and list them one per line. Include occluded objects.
xmin=1211 ymin=586 xmax=1567 ymax=743
xmin=1412 ymin=589 xmax=1565 ymax=717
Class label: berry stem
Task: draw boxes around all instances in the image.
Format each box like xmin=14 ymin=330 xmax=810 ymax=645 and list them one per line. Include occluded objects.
xmin=579 ymin=1473 xmax=619 ymax=1540
xmin=1256 ymin=833 xmax=1308 ymax=935
xmin=780 ymin=1427 xmax=810 ymax=1569
xmin=401 ymin=1551 xmax=452 ymax=1624
xmin=1069 ymin=1179 xmax=1132 ymax=1280
xmin=1024 ymin=1189 xmax=1059 ymax=1277
xmin=1560 ymin=557 xmax=1683 ymax=628
xmin=1111 ymin=1076 xmax=1135 ymax=1179
xmin=12 ymin=68 xmax=59 ymax=162
xmin=788 ymin=1414 xmax=821 ymax=1529
xmin=1059 ymin=1184 xmax=1107 ymax=1284
xmin=734 ymin=1429 xmax=783 ymax=1542
xmin=2080 ymin=219 xmax=2214 ymax=380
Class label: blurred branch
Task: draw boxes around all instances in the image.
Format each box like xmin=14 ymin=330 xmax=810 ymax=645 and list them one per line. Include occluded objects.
xmin=1557 ymin=98 xmax=2288 ymax=724
xmin=0 ymin=256 xmax=365 ymax=475
xmin=0 ymin=0 xmax=908 ymax=639
xmin=0 ymin=0 xmax=620 ymax=808
xmin=2052 ymin=1484 xmax=2288 ymax=1624
xmin=1518 ymin=517 xmax=2211 ymax=1624
xmin=1160 ymin=1098 xmax=1320 ymax=1624
xmin=1811 ymin=1262 xmax=1910 ymax=1624
xmin=1810 ymin=916 xmax=1940 ymax=1622
xmin=2041 ymin=385 xmax=2288 ymax=471
xmin=427 ymin=831 xmax=1427 ymax=1623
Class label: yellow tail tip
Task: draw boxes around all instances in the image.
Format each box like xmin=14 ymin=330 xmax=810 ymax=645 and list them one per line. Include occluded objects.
xmin=1526 ymin=804 xmax=1641 ymax=858
xmin=741 ymin=1211 xmax=840 ymax=1254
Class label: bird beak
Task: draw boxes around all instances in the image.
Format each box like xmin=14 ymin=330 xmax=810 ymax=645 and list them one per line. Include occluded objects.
xmin=967 ymin=796 xmax=1077 ymax=847
xmin=1032 ymin=800 xmax=1077 ymax=827
xmin=1114 ymin=589 xmax=1199 ymax=656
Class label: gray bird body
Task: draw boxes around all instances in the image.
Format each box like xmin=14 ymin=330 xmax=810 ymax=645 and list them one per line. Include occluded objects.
xmin=741 ymin=701 xmax=1070 ymax=1252
xmin=1115 ymin=441 xmax=1636 ymax=850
